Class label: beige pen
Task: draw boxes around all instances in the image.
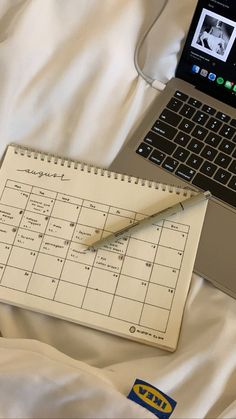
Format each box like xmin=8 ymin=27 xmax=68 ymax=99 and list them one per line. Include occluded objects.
xmin=88 ymin=190 xmax=211 ymax=251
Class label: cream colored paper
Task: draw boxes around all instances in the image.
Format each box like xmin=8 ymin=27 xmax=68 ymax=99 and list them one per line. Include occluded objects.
xmin=0 ymin=145 xmax=208 ymax=351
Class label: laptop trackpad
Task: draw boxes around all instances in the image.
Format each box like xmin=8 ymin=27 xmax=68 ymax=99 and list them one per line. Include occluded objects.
xmin=195 ymin=199 xmax=236 ymax=295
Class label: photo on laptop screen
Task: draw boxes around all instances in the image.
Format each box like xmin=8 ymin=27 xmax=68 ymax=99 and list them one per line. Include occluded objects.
xmin=191 ymin=8 xmax=236 ymax=62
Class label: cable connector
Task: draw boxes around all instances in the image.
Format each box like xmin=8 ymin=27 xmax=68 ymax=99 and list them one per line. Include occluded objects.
xmin=151 ymin=79 xmax=166 ymax=91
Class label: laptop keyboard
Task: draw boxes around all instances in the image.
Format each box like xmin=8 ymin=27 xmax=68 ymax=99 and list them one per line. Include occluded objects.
xmin=136 ymin=90 xmax=236 ymax=208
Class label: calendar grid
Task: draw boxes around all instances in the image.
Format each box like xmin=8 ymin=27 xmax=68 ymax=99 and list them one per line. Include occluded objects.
xmin=0 ymin=179 xmax=191 ymax=334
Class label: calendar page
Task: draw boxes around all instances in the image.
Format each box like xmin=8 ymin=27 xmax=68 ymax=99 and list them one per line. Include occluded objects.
xmin=0 ymin=145 xmax=208 ymax=351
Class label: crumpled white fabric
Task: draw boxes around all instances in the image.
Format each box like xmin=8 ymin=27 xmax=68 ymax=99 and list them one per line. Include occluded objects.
xmin=0 ymin=338 xmax=154 ymax=419
xmin=0 ymin=1 xmax=236 ymax=418
xmin=0 ymin=0 xmax=158 ymax=167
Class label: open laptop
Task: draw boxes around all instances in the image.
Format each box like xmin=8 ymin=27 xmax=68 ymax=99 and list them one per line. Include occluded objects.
xmin=110 ymin=0 xmax=236 ymax=298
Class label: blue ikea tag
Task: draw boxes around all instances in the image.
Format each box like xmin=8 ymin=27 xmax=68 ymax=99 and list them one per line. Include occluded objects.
xmin=127 ymin=379 xmax=177 ymax=419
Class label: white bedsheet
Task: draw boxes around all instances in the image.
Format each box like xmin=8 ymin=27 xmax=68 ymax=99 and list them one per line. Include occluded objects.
xmin=0 ymin=1 xmax=235 ymax=418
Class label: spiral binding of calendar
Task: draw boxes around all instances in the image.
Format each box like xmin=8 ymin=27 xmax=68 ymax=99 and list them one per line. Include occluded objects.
xmin=13 ymin=144 xmax=192 ymax=197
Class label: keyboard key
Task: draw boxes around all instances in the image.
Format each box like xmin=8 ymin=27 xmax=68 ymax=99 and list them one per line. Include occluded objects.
xmin=178 ymin=118 xmax=195 ymax=133
xmin=162 ymin=157 xmax=179 ymax=172
xmin=202 ymin=105 xmax=216 ymax=115
xmin=159 ymin=109 xmax=182 ymax=127
xmin=206 ymin=117 xmax=222 ymax=132
xmin=214 ymin=152 xmax=231 ymax=168
xmin=200 ymin=161 xmax=217 ymax=177
xmin=230 ymin=119 xmax=236 ymax=128
xmin=188 ymin=97 xmax=202 ymax=108
xmin=187 ymin=138 xmax=204 ymax=153
xmin=205 ymin=132 xmax=221 ymax=147
xmin=148 ymin=149 xmax=165 ymax=165
xmin=228 ymin=161 xmax=236 ymax=175
xmin=174 ymin=131 xmax=191 ymax=146
xmin=219 ymin=124 xmax=236 ymax=140
xmin=192 ymin=111 xmax=209 ymax=125
xmin=136 ymin=142 xmax=152 ymax=157
xmin=173 ymin=146 xmax=190 ymax=162
xmin=144 ymin=133 xmax=176 ymax=154
xmin=152 ymin=120 xmax=177 ymax=140
xmin=186 ymin=154 xmax=203 ymax=169
xmin=175 ymin=164 xmax=196 ymax=181
xmin=192 ymin=125 xmax=208 ymax=141
xmin=167 ymin=98 xmax=182 ymax=112
xmin=174 ymin=91 xmax=188 ymax=101
xmin=192 ymin=173 xmax=236 ymax=207
xmin=201 ymin=145 xmax=218 ymax=161
xmin=179 ymin=104 xmax=196 ymax=118
xmin=214 ymin=168 xmax=231 ymax=185
xmin=228 ymin=176 xmax=236 ymax=191
xmin=218 ymin=139 xmax=235 ymax=155
xmin=216 ymin=111 xmax=230 ymax=123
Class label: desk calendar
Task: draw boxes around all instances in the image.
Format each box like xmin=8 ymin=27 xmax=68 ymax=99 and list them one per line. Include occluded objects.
xmin=0 ymin=145 xmax=208 ymax=351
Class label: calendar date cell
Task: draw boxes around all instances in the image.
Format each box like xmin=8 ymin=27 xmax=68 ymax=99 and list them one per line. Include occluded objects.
xmin=116 ymin=275 xmax=147 ymax=302
xmin=8 ymin=247 xmax=37 ymax=271
xmin=0 ymin=223 xmax=17 ymax=244
xmin=110 ymin=296 xmax=143 ymax=323
xmin=0 ymin=243 xmax=12 ymax=264
xmin=159 ymin=228 xmax=187 ymax=251
xmin=145 ymin=283 xmax=174 ymax=309
xmin=33 ymin=254 xmax=64 ymax=278
xmin=155 ymin=246 xmax=183 ymax=269
xmin=15 ymin=229 xmax=42 ymax=251
xmin=140 ymin=304 xmax=169 ymax=332
xmin=41 ymin=235 xmax=69 ymax=258
xmin=26 ymin=194 xmax=54 ymax=215
xmin=46 ymin=218 xmax=75 ymax=241
xmin=0 ymin=188 xmax=29 ymax=208
xmin=73 ymin=224 xmax=102 ymax=246
xmin=54 ymin=281 xmax=85 ymax=307
xmin=0 ymin=204 xmax=23 ymax=226
xmin=27 ymin=273 xmax=58 ymax=299
xmin=150 ymin=264 xmax=179 ymax=288
xmin=20 ymin=211 xmax=48 ymax=233
xmin=88 ymin=268 xmax=119 ymax=294
xmin=121 ymin=256 xmax=153 ymax=281
xmin=82 ymin=289 xmax=113 ymax=315
xmin=1 ymin=266 xmax=30 ymax=291
xmin=51 ymin=200 xmax=81 ymax=222
xmin=61 ymin=260 xmax=91 ymax=287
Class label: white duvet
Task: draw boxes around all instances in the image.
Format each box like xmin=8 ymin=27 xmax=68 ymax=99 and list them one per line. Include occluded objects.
xmin=0 ymin=1 xmax=236 ymax=418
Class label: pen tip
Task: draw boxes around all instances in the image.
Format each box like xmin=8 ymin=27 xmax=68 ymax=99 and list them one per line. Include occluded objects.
xmin=87 ymin=246 xmax=96 ymax=252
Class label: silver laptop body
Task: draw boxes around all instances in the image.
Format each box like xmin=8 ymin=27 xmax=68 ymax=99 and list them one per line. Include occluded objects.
xmin=110 ymin=0 xmax=236 ymax=298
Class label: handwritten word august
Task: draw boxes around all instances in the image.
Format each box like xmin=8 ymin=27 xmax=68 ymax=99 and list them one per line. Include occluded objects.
xmin=17 ymin=168 xmax=70 ymax=181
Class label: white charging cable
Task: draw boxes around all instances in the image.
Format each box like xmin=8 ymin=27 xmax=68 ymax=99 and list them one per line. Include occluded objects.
xmin=134 ymin=0 xmax=168 ymax=91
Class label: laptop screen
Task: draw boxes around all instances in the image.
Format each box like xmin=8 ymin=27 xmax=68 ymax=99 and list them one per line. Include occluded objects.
xmin=176 ymin=0 xmax=236 ymax=107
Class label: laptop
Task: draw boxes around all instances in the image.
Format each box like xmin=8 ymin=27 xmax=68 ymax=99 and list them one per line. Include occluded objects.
xmin=110 ymin=0 xmax=236 ymax=298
